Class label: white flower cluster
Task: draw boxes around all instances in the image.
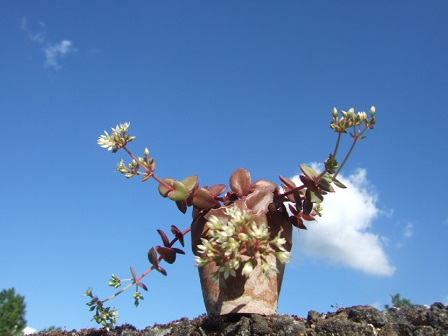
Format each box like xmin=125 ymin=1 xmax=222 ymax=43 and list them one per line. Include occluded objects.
xmin=97 ymin=122 xmax=135 ymax=152
xmin=195 ymin=205 xmax=291 ymax=281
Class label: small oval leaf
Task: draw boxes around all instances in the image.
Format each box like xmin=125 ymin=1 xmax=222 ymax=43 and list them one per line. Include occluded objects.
xmin=300 ymin=164 xmax=318 ymax=179
xmin=137 ymin=281 xmax=148 ymax=291
xmin=279 ymin=176 xmax=296 ymax=189
xmin=157 ymin=229 xmax=170 ymax=247
xmin=306 ymin=189 xmax=324 ymax=203
xmin=303 ymin=199 xmax=313 ymax=215
xmin=148 ymin=247 xmax=158 ymax=267
xmin=332 ymin=177 xmax=347 ymax=189
xmin=192 ymin=188 xmax=216 ymax=209
xmin=168 ymin=181 xmax=189 ymax=201
xmin=156 ymin=246 xmax=176 ymax=264
xmin=207 ymin=184 xmax=227 ymax=197
xmin=158 ymin=178 xmax=174 ymax=198
xmin=181 ymin=175 xmax=198 ymax=192
xmin=230 ymin=168 xmax=251 ymax=197
xmin=171 ymin=225 xmax=185 ymax=247
xmin=176 ymin=200 xmax=188 ymax=214
xmin=157 ymin=267 xmax=167 ymax=276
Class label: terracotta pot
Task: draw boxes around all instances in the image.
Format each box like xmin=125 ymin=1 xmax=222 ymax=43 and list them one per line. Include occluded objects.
xmin=192 ymin=206 xmax=293 ymax=316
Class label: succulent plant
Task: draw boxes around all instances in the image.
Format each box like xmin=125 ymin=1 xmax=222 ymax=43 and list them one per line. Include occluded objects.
xmin=87 ymin=106 xmax=376 ymax=329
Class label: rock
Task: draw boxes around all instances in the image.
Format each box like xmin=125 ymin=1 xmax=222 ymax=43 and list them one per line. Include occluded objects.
xmin=31 ymin=303 xmax=448 ymax=336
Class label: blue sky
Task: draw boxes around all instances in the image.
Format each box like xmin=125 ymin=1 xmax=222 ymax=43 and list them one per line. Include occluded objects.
xmin=1 ymin=1 xmax=447 ymax=332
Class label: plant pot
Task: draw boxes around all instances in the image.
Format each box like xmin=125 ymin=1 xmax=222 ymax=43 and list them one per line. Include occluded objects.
xmin=192 ymin=206 xmax=293 ymax=316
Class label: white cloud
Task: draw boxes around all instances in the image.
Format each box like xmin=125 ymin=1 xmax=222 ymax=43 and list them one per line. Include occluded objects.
xmin=23 ymin=326 xmax=36 ymax=335
xmin=20 ymin=17 xmax=75 ymax=70
xmin=20 ymin=17 xmax=45 ymax=43
xmin=43 ymin=40 xmax=74 ymax=70
xmin=403 ymin=222 xmax=413 ymax=239
xmin=396 ymin=220 xmax=414 ymax=248
xmin=292 ymin=167 xmax=396 ymax=276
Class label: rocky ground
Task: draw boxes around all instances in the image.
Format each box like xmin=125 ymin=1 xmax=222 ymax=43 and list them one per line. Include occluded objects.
xmin=33 ymin=302 xmax=447 ymax=336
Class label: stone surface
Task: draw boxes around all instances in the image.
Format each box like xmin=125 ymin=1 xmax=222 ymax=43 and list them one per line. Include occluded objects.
xmin=31 ymin=303 xmax=448 ymax=335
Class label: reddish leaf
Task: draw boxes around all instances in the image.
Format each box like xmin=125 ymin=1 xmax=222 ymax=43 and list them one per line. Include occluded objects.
xmin=171 ymin=225 xmax=185 ymax=247
xmin=157 ymin=229 xmax=170 ymax=247
xmin=156 ymin=246 xmax=176 ymax=264
xmin=148 ymin=247 xmax=158 ymax=267
xmin=137 ymin=281 xmax=148 ymax=291
xmin=299 ymin=164 xmax=319 ymax=179
xmin=192 ymin=188 xmax=216 ymax=209
xmin=251 ymin=179 xmax=278 ymax=193
xmin=230 ymin=168 xmax=251 ymax=197
xmin=290 ymin=216 xmax=307 ymax=230
xmin=172 ymin=248 xmax=185 ymax=255
xmin=303 ymin=199 xmax=313 ymax=215
xmin=279 ymin=175 xmax=296 ymax=189
xmin=288 ymin=203 xmax=298 ymax=215
xmin=293 ymin=191 xmax=302 ymax=212
xmin=300 ymin=174 xmax=318 ymax=191
xmin=207 ymin=184 xmax=227 ymax=197
xmin=157 ymin=267 xmax=167 ymax=276
xmin=176 ymin=199 xmax=187 ymax=214
xmin=245 ymin=188 xmax=274 ymax=213
xmin=302 ymin=213 xmax=316 ymax=221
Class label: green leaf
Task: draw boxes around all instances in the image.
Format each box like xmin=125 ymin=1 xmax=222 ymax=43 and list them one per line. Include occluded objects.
xmin=303 ymin=200 xmax=313 ymax=215
xmin=317 ymin=176 xmax=334 ymax=192
xmin=181 ymin=175 xmax=198 ymax=192
xmin=300 ymin=164 xmax=318 ymax=179
xmin=230 ymin=168 xmax=251 ymax=197
xmin=306 ymin=189 xmax=324 ymax=203
xmin=332 ymin=177 xmax=347 ymax=189
xmin=168 ymin=181 xmax=189 ymax=201
xmin=158 ymin=178 xmax=174 ymax=198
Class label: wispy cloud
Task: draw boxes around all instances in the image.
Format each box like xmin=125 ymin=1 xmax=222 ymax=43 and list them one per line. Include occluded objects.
xmin=396 ymin=220 xmax=414 ymax=248
xmin=293 ymin=167 xmax=396 ymax=276
xmin=20 ymin=17 xmax=75 ymax=70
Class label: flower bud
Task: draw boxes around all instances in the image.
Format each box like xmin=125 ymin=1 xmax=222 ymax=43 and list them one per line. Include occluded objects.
xmin=144 ymin=147 xmax=149 ymax=157
xmin=332 ymin=107 xmax=338 ymax=118
xmin=370 ymin=106 xmax=376 ymax=115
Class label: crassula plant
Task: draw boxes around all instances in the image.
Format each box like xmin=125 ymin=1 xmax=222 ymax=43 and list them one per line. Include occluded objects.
xmin=86 ymin=106 xmax=376 ymax=329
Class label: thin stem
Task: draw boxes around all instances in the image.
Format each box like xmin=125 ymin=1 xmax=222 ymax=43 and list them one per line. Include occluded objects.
xmin=333 ymin=126 xmax=368 ymax=179
xmin=280 ymin=184 xmax=305 ymax=198
xmin=332 ymin=132 xmax=343 ymax=158
xmin=122 ymin=146 xmax=174 ymax=192
xmin=101 ymin=227 xmax=191 ymax=304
